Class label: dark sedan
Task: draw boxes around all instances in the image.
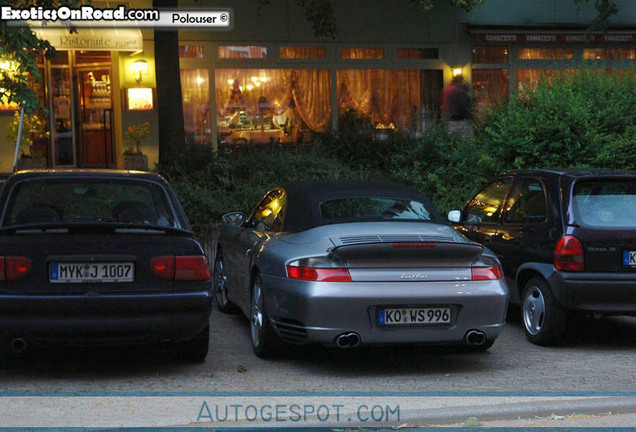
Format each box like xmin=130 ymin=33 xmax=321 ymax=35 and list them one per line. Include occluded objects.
xmin=449 ymin=169 xmax=636 ymax=345
xmin=0 ymin=170 xmax=212 ymax=361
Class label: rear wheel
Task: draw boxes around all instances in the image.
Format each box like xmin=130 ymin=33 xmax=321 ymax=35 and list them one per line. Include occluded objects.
xmin=250 ymin=274 xmax=282 ymax=359
xmin=522 ymin=277 xmax=567 ymax=345
xmin=174 ymin=324 xmax=210 ymax=362
xmin=214 ymin=252 xmax=240 ymax=314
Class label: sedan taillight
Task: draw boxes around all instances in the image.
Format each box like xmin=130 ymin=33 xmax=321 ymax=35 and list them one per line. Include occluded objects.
xmin=554 ymin=235 xmax=584 ymax=272
xmin=152 ymin=256 xmax=211 ymax=281
xmin=0 ymin=257 xmax=32 ymax=282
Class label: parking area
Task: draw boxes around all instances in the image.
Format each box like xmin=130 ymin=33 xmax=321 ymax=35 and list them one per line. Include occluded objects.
xmin=1 ymin=308 xmax=635 ymax=393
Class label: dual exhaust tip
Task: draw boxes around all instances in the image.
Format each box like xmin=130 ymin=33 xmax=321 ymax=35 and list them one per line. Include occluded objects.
xmin=335 ymin=332 xmax=361 ymax=348
xmin=336 ymin=331 xmax=486 ymax=348
xmin=464 ymin=329 xmax=487 ymax=346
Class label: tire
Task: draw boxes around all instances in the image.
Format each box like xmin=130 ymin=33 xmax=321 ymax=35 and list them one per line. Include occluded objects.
xmin=250 ymin=273 xmax=282 ymax=359
xmin=521 ymin=277 xmax=567 ymax=346
xmin=213 ymin=252 xmax=240 ymax=314
xmin=174 ymin=323 xmax=210 ymax=362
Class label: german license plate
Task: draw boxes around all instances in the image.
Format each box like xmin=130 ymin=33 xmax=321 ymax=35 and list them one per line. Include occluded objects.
xmin=50 ymin=262 xmax=135 ymax=283
xmin=378 ymin=307 xmax=451 ymax=325
xmin=624 ymin=251 xmax=636 ymax=267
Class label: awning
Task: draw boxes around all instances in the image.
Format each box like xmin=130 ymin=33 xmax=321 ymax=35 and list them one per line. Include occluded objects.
xmin=33 ymin=27 xmax=143 ymax=51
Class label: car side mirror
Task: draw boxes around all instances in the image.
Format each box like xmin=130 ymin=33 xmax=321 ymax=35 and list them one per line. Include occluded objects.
xmin=448 ymin=210 xmax=462 ymax=224
xmin=221 ymin=212 xmax=245 ymax=227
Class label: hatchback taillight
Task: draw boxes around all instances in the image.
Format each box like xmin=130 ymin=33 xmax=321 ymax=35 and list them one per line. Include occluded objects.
xmin=152 ymin=256 xmax=211 ymax=281
xmin=0 ymin=257 xmax=32 ymax=282
xmin=554 ymin=236 xmax=584 ymax=272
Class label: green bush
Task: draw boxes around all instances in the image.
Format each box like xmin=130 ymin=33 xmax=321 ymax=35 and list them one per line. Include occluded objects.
xmin=161 ymin=144 xmax=381 ymax=228
xmin=477 ymin=70 xmax=636 ymax=171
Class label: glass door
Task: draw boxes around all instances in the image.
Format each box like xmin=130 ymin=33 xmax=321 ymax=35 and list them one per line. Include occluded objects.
xmin=76 ymin=67 xmax=113 ymax=167
xmin=49 ymin=51 xmax=76 ymax=166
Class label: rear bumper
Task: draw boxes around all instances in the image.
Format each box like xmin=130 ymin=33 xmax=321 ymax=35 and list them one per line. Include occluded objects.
xmin=548 ymin=271 xmax=636 ymax=313
xmin=0 ymin=291 xmax=213 ymax=346
xmin=261 ymin=274 xmax=508 ymax=346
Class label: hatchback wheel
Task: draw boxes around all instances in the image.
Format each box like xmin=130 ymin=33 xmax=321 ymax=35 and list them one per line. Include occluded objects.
xmin=522 ymin=277 xmax=567 ymax=345
xmin=250 ymin=274 xmax=282 ymax=358
xmin=214 ymin=252 xmax=239 ymax=314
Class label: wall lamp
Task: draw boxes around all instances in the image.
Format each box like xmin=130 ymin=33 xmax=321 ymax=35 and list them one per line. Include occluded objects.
xmin=132 ymin=59 xmax=148 ymax=84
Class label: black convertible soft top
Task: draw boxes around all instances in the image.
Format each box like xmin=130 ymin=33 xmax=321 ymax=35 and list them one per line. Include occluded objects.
xmin=278 ymin=180 xmax=443 ymax=232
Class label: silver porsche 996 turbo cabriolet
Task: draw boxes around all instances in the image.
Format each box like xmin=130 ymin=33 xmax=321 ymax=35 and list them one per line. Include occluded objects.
xmin=214 ymin=180 xmax=509 ymax=358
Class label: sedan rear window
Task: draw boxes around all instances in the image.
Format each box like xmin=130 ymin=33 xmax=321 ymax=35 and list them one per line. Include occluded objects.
xmin=2 ymin=179 xmax=178 ymax=228
xmin=572 ymin=179 xmax=636 ymax=228
xmin=320 ymin=197 xmax=433 ymax=222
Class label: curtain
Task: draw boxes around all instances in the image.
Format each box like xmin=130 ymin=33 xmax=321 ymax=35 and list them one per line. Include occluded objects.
xmin=472 ymin=69 xmax=509 ymax=107
xmin=280 ymin=46 xmax=327 ymax=59
xmin=291 ymin=69 xmax=332 ymax=132
xmin=340 ymin=47 xmax=384 ymax=59
xmin=180 ymin=69 xmax=210 ymax=145
xmin=337 ymin=69 xmax=422 ymax=128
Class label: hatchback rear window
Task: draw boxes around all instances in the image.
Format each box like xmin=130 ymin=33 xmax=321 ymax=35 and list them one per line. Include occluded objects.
xmin=2 ymin=179 xmax=178 ymax=228
xmin=572 ymin=179 xmax=636 ymax=228
xmin=320 ymin=197 xmax=433 ymax=222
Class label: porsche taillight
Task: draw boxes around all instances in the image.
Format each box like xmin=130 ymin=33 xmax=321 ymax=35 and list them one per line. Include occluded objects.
xmin=286 ymin=256 xmax=352 ymax=282
xmin=0 ymin=257 xmax=32 ymax=281
xmin=152 ymin=256 xmax=211 ymax=281
xmin=554 ymin=236 xmax=584 ymax=272
xmin=471 ymin=255 xmax=503 ymax=281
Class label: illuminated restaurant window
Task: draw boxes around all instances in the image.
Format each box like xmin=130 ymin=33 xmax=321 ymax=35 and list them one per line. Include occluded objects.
xmin=516 ymin=69 xmax=576 ymax=91
xmin=472 ymin=69 xmax=509 ymax=107
xmin=280 ymin=46 xmax=327 ymax=59
xmin=215 ymin=69 xmax=331 ymax=145
xmin=180 ymin=68 xmax=211 ymax=145
xmin=337 ymin=69 xmax=439 ymax=132
xmin=218 ymin=45 xmax=268 ymax=59
xmin=397 ymin=48 xmax=439 ymax=59
xmin=583 ymin=48 xmax=636 ymax=60
xmin=179 ymin=45 xmax=205 ymax=58
xmin=518 ymin=48 xmax=573 ymax=60
xmin=472 ymin=46 xmax=508 ymax=64
xmin=340 ymin=47 xmax=384 ymax=59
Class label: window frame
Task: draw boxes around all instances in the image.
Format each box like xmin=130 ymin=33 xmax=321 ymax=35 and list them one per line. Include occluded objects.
xmin=462 ymin=176 xmax=514 ymax=225
xmin=501 ymin=177 xmax=549 ymax=226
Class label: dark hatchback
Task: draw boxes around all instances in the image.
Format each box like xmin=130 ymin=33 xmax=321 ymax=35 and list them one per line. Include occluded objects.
xmin=448 ymin=169 xmax=636 ymax=345
xmin=0 ymin=170 xmax=212 ymax=361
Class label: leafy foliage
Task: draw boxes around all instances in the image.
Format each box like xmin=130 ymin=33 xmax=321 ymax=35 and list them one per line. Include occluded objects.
xmin=477 ymin=70 xmax=636 ymax=172
xmin=0 ymin=0 xmax=81 ymax=113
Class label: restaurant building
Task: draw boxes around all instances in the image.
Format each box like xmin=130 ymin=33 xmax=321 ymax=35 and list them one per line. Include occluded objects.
xmin=0 ymin=0 xmax=634 ymax=171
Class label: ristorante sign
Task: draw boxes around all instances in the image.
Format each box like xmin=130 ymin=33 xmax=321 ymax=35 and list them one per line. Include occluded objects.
xmin=474 ymin=33 xmax=635 ymax=43
xmin=34 ymin=28 xmax=143 ymax=51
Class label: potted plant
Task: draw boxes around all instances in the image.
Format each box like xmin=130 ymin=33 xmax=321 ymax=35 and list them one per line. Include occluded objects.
xmin=8 ymin=111 xmax=49 ymax=170
xmin=123 ymin=122 xmax=150 ymax=171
